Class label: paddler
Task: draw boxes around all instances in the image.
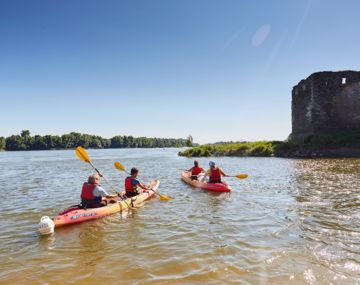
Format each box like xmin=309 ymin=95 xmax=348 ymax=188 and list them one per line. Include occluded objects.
xmin=202 ymin=161 xmax=227 ymax=183
xmin=187 ymin=160 xmax=205 ymax=180
xmin=125 ymin=167 xmax=151 ymax=197
xmin=80 ymin=173 xmax=118 ymax=208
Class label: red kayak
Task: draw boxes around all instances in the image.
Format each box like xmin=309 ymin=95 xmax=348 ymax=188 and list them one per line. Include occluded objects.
xmin=38 ymin=180 xmax=160 ymax=235
xmin=181 ymin=171 xmax=231 ymax=192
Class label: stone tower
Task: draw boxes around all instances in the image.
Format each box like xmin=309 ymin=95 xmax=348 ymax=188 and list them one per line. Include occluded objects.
xmin=291 ymin=70 xmax=360 ymax=140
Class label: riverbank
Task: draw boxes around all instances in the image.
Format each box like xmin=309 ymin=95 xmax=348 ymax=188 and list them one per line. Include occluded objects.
xmin=178 ymin=132 xmax=360 ymax=158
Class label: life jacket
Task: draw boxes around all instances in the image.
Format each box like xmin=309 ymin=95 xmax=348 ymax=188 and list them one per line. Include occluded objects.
xmin=81 ymin=183 xmax=96 ymax=200
xmin=125 ymin=177 xmax=138 ymax=193
xmin=210 ymin=168 xmax=221 ymax=182
xmin=191 ymin=166 xmax=203 ymax=175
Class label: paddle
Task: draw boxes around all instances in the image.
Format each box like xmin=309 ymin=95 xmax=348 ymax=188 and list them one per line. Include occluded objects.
xmin=114 ymin=161 xmax=130 ymax=175
xmin=75 ymin=146 xmax=135 ymax=210
xmin=114 ymin=161 xmax=172 ymax=201
xmin=184 ymin=170 xmax=248 ymax=179
xmin=227 ymin=173 xmax=248 ymax=179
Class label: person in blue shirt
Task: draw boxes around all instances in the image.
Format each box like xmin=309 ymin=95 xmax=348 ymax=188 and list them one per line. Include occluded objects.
xmin=124 ymin=168 xmax=150 ymax=197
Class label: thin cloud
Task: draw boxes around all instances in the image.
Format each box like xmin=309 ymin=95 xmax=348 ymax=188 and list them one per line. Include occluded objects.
xmin=290 ymin=0 xmax=313 ymax=48
xmin=262 ymin=30 xmax=288 ymax=73
xmin=252 ymin=24 xmax=271 ymax=47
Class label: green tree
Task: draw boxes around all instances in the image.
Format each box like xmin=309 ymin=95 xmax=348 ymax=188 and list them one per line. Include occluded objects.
xmin=31 ymin=135 xmax=48 ymax=150
xmin=111 ymin=136 xmax=124 ymax=148
xmin=89 ymin=138 xmax=102 ymax=148
xmin=78 ymin=134 xmax=92 ymax=148
xmin=43 ymin=135 xmax=62 ymax=149
xmin=21 ymin=130 xmax=30 ymax=138
xmin=6 ymin=135 xmax=26 ymax=150
xmin=19 ymin=130 xmax=33 ymax=149
xmin=100 ymin=137 xmax=111 ymax=148
xmin=0 ymin=137 xmax=5 ymax=150
xmin=61 ymin=132 xmax=82 ymax=148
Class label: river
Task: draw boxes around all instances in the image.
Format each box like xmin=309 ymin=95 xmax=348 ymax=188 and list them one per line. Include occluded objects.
xmin=0 ymin=148 xmax=359 ymax=284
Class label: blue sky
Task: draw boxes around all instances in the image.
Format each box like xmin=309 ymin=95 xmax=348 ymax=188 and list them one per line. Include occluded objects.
xmin=1 ymin=0 xmax=360 ymax=144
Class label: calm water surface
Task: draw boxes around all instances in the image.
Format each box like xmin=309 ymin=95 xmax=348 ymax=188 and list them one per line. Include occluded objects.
xmin=0 ymin=148 xmax=359 ymax=284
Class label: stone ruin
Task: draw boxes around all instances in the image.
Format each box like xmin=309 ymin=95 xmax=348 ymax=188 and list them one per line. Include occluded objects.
xmin=290 ymin=70 xmax=360 ymax=140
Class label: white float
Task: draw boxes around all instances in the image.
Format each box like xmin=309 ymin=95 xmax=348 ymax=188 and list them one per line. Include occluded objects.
xmin=38 ymin=216 xmax=55 ymax=235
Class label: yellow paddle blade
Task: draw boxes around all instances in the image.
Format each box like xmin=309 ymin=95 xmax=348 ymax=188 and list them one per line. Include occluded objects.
xmin=114 ymin=161 xmax=126 ymax=172
xmin=75 ymin=146 xmax=90 ymax=163
xmin=152 ymin=189 xmax=171 ymax=201
xmin=235 ymin=173 xmax=248 ymax=179
xmin=159 ymin=195 xmax=171 ymax=201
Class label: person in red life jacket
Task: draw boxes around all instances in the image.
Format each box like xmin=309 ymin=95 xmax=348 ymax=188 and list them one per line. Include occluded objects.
xmin=124 ymin=167 xmax=151 ymax=198
xmin=187 ymin=160 xmax=205 ymax=180
xmin=81 ymin=173 xmax=118 ymax=208
xmin=202 ymin=161 xmax=227 ymax=183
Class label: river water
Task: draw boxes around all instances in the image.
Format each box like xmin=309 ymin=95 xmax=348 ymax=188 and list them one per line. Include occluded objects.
xmin=0 ymin=148 xmax=359 ymax=284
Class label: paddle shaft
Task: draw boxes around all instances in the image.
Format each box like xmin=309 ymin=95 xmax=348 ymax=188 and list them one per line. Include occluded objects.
xmin=91 ymin=162 xmax=136 ymax=209
xmin=150 ymin=188 xmax=172 ymax=200
xmin=184 ymin=171 xmax=247 ymax=179
xmin=114 ymin=160 xmax=171 ymax=200
xmin=87 ymin=161 xmax=118 ymax=193
xmin=77 ymin=149 xmax=135 ymax=209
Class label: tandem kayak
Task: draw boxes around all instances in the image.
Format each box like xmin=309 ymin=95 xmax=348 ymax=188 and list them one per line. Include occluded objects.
xmin=181 ymin=171 xmax=231 ymax=192
xmin=38 ymin=179 xmax=160 ymax=235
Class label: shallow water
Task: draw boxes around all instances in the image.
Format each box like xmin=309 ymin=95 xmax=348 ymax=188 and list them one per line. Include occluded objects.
xmin=0 ymin=148 xmax=359 ymax=284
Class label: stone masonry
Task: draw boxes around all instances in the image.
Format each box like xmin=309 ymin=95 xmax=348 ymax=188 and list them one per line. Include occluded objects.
xmin=291 ymin=70 xmax=360 ymax=140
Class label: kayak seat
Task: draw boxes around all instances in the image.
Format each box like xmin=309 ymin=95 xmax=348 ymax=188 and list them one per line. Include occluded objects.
xmin=80 ymin=200 xmax=108 ymax=209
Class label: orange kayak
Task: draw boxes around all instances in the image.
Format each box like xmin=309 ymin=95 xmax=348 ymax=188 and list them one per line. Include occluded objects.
xmin=38 ymin=180 xmax=160 ymax=235
xmin=181 ymin=171 xmax=231 ymax=192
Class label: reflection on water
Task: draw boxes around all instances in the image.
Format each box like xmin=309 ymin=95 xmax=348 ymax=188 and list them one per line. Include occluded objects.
xmin=292 ymin=159 xmax=360 ymax=283
xmin=0 ymin=149 xmax=359 ymax=284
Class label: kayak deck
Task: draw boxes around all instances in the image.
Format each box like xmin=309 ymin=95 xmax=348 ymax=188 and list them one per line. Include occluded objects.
xmin=38 ymin=180 xmax=159 ymax=234
xmin=181 ymin=171 xmax=231 ymax=192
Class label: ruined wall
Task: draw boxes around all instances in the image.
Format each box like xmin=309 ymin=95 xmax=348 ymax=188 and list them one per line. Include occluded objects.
xmin=291 ymin=71 xmax=360 ymax=140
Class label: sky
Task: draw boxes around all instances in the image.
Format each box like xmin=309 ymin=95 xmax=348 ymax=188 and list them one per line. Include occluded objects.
xmin=1 ymin=0 xmax=360 ymax=144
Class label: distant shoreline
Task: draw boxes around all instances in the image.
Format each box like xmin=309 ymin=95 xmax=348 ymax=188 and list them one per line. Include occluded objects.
xmin=179 ymin=146 xmax=360 ymax=158
xmin=0 ymin=130 xmax=191 ymax=151
xmin=178 ymin=132 xmax=360 ymax=158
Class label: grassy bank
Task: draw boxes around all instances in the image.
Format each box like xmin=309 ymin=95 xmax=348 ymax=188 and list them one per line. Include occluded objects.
xmin=179 ymin=131 xmax=360 ymax=158
xmin=178 ymin=141 xmax=284 ymax=157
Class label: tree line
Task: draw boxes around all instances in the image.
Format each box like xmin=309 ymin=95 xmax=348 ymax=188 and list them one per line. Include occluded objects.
xmin=0 ymin=130 xmax=193 ymax=151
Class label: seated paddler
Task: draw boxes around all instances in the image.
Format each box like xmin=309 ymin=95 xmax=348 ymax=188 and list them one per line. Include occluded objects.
xmin=80 ymin=173 xmax=118 ymax=208
xmin=187 ymin=160 xmax=205 ymax=180
xmin=125 ymin=167 xmax=151 ymax=198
